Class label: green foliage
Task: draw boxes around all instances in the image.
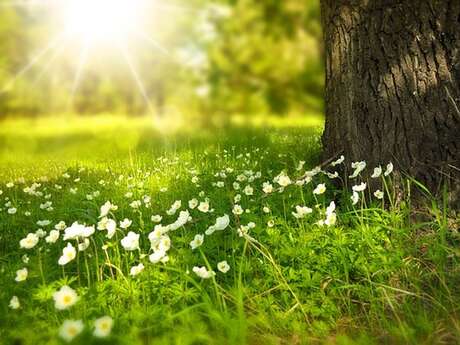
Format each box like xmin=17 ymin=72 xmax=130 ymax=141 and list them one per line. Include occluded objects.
xmin=204 ymin=0 xmax=324 ymax=115
xmin=0 ymin=116 xmax=459 ymax=344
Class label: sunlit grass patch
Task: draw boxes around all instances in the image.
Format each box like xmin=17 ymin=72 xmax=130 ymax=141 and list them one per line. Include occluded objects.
xmin=0 ymin=115 xmax=459 ymax=345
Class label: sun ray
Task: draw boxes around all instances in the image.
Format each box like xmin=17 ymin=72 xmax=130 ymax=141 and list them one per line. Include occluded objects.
xmin=33 ymin=38 xmax=68 ymax=85
xmin=1 ymin=32 xmax=67 ymax=92
xmin=130 ymin=30 xmax=172 ymax=58
xmin=118 ymin=43 xmax=156 ymax=118
xmin=70 ymin=41 xmax=91 ymax=101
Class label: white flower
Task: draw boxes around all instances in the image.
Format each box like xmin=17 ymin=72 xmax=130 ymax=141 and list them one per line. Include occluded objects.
xmin=7 ymin=207 xmax=17 ymax=214
xmin=19 ymin=233 xmax=39 ymax=249
xmin=324 ymin=212 xmax=337 ymax=226
xmin=305 ymin=166 xmax=321 ymax=178
xmin=325 ymin=171 xmax=339 ymax=179
xmin=58 ymin=243 xmax=77 ymax=265
xmin=384 ymin=162 xmax=394 ymax=176
xmin=326 ymin=201 xmax=336 ymax=216
xmin=205 ymin=214 xmax=230 ymax=235
xmin=331 ymin=155 xmax=345 ymax=166
xmin=237 ymin=225 xmax=249 ymax=237
xmin=40 ymin=201 xmax=52 ymax=210
xmin=232 ymin=205 xmax=244 ymax=215
xmin=130 ymin=200 xmax=142 ymax=209
xmin=151 ymin=215 xmax=162 ymax=223
xmin=267 ymin=220 xmax=275 ymax=227
xmin=352 ymin=182 xmax=367 ymax=192
xmin=22 ymin=254 xmax=29 ymax=264
xmin=55 ymin=221 xmax=67 ymax=231
xmin=374 ymin=190 xmax=384 ymax=199
xmin=349 ymin=161 xmax=366 ymax=179
xmin=313 ymin=183 xmax=326 ymax=195
xmin=35 ymin=229 xmax=46 ymax=238
xmin=94 ymin=316 xmax=113 ymax=338
xmin=9 ymin=296 xmax=20 ymax=309
xmin=192 ymin=266 xmax=215 ymax=279
xmin=233 ymin=182 xmax=240 ymax=190
xmin=78 ymin=238 xmax=90 ymax=251
xmin=148 ymin=225 xmax=168 ymax=246
xmin=216 ymin=181 xmax=225 ymax=188
xmin=214 ymin=214 xmax=231 ymax=230
xmin=351 ymin=191 xmax=360 ymax=205
xmin=166 ymin=200 xmax=181 ymax=215
xmin=130 ymin=263 xmax=145 ymax=276
xmin=59 ymin=320 xmax=84 ymax=342
xmin=275 ymin=173 xmax=291 ymax=187
xmin=168 ymin=210 xmax=190 ymax=231
xmin=188 ymin=198 xmax=198 ymax=209
xmin=263 ymin=206 xmax=270 ymax=213
xmin=236 ymin=174 xmax=246 ymax=182
xmin=37 ymin=219 xmax=51 ymax=227
xmin=119 ymin=218 xmax=132 ymax=229
xmin=53 ymin=285 xmax=79 ymax=310
xmin=191 ymin=176 xmax=199 ymax=184
xmin=45 ymin=230 xmax=60 ymax=244
xmin=190 ymin=234 xmax=204 ymax=250
xmin=262 ymin=182 xmax=273 ymax=194
xmin=243 ymin=185 xmax=253 ymax=196
xmin=98 ymin=218 xmax=117 ymax=239
xmin=234 ymin=194 xmax=241 ymax=203
xmin=15 ymin=268 xmax=28 ymax=282
xmin=100 ymin=201 xmax=118 ymax=218
xmin=63 ymin=222 xmax=95 ymax=240
xmin=120 ymin=232 xmax=140 ymax=251
xmin=155 ymin=235 xmax=171 ymax=253
xmin=197 ymin=201 xmax=210 ymax=213
xmin=371 ymin=166 xmax=382 ymax=178
xmin=296 ymin=160 xmax=306 ymax=171
xmin=217 ymin=261 xmax=230 ymax=273
xmin=149 ymin=250 xmax=167 ymax=264
xmin=292 ymin=206 xmax=313 ymax=219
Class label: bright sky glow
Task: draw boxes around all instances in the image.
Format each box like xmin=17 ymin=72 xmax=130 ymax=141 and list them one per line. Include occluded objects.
xmin=0 ymin=0 xmax=207 ymax=118
xmin=64 ymin=0 xmax=148 ymax=43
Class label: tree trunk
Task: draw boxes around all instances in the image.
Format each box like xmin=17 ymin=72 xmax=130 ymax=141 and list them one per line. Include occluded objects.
xmin=320 ymin=0 xmax=460 ymax=203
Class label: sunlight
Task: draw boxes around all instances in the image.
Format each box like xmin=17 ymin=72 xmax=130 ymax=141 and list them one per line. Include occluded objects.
xmin=63 ymin=0 xmax=148 ymax=43
xmin=0 ymin=0 xmax=201 ymax=116
xmin=1 ymin=31 xmax=67 ymax=92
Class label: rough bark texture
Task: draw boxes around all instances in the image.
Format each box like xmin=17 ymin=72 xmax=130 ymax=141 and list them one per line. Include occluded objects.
xmin=321 ymin=0 xmax=460 ymax=204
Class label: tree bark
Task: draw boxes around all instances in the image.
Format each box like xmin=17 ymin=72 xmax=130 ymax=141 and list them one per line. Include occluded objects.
xmin=320 ymin=0 xmax=460 ymax=204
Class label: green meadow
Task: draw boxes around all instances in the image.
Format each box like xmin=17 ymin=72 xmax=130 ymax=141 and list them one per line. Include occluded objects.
xmin=1 ymin=115 xmax=459 ymax=345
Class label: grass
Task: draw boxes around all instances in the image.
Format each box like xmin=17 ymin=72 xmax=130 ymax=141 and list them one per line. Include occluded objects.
xmin=0 ymin=114 xmax=459 ymax=345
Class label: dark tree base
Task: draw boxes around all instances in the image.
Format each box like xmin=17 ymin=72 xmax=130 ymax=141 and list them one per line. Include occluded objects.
xmin=320 ymin=0 xmax=460 ymax=205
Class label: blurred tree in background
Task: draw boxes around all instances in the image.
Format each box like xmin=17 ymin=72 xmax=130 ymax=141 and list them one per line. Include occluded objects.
xmin=204 ymin=0 xmax=323 ymax=116
xmin=0 ymin=0 xmax=324 ymax=118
